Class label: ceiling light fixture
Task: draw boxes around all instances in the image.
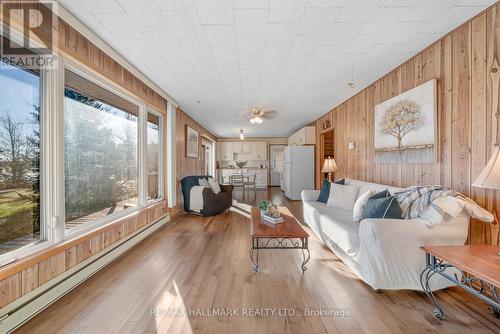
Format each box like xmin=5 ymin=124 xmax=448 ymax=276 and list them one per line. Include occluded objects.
xmin=240 ymin=129 xmax=245 ymax=140
xmin=250 ymin=116 xmax=263 ymax=124
xmin=348 ymin=67 xmax=356 ymax=88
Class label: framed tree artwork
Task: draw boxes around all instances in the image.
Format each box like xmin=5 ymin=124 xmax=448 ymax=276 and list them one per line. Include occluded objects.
xmin=185 ymin=125 xmax=199 ymax=158
xmin=374 ymin=79 xmax=437 ymax=163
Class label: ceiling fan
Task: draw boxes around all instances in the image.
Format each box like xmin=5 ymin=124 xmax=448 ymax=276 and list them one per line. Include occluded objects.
xmin=242 ymin=107 xmax=279 ymax=124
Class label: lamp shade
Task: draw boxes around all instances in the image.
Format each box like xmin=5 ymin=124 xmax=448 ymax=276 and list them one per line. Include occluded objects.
xmin=472 ymin=146 xmax=500 ymax=189
xmin=322 ymin=158 xmax=338 ymax=173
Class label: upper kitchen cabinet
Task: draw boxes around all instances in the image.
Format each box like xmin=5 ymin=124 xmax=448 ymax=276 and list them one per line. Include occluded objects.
xmin=217 ymin=142 xmax=234 ymax=161
xmin=250 ymin=142 xmax=267 ymax=160
xmin=233 ymin=142 xmax=251 ymax=154
xmin=288 ymin=126 xmax=316 ymax=146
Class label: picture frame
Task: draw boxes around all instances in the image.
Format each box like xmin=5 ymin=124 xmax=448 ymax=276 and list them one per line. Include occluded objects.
xmin=185 ymin=125 xmax=199 ymax=158
xmin=374 ymin=79 xmax=438 ymax=163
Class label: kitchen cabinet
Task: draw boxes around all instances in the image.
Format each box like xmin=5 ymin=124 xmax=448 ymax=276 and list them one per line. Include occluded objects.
xmin=233 ymin=142 xmax=250 ymax=153
xmin=254 ymin=169 xmax=268 ymax=188
xmin=250 ymin=142 xmax=267 ymax=160
xmin=217 ymin=142 xmax=234 ymax=161
xmin=288 ymin=126 xmax=316 ymax=146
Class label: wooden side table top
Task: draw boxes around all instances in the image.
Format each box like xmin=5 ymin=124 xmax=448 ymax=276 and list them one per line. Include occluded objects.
xmin=250 ymin=206 xmax=309 ymax=239
xmin=421 ymin=245 xmax=500 ymax=288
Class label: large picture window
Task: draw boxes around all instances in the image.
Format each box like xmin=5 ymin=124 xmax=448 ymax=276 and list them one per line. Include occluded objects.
xmin=64 ymin=70 xmax=139 ymax=231
xmin=0 ymin=52 xmax=41 ymax=254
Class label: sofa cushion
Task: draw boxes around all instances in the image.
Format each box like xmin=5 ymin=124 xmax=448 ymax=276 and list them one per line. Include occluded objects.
xmin=362 ymin=195 xmax=403 ymax=219
xmin=327 ymin=183 xmax=359 ymax=211
xmin=303 ymin=201 xmax=360 ymax=256
xmin=347 ymin=179 xmax=403 ymax=201
xmin=318 ymin=178 xmax=345 ymax=203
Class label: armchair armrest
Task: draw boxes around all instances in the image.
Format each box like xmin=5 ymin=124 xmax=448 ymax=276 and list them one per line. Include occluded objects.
xmin=301 ymin=190 xmax=320 ymax=202
xmin=220 ymin=184 xmax=234 ymax=194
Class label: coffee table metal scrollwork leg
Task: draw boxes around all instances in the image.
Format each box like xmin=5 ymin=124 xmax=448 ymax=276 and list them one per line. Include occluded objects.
xmin=301 ymin=248 xmax=310 ymax=272
xmin=420 ymin=253 xmax=444 ymax=320
xmin=250 ymin=237 xmax=259 ymax=272
xmin=301 ymin=237 xmax=310 ymax=272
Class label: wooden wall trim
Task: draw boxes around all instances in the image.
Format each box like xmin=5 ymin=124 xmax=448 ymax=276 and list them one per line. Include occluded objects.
xmin=312 ymin=3 xmax=500 ymax=246
xmin=0 ymin=201 xmax=167 ymax=282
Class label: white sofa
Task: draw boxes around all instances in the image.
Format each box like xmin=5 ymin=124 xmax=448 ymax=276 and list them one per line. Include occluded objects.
xmin=302 ymin=179 xmax=469 ymax=291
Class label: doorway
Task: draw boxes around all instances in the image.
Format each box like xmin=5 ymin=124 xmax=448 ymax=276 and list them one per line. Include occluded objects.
xmin=319 ymin=129 xmax=334 ymax=181
xmin=201 ymin=138 xmax=214 ymax=176
xmin=269 ymin=144 xmax=286 ymax=187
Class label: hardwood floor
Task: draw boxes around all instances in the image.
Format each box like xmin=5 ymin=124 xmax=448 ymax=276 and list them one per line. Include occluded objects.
xmin=17 ymin=188 xmax=500 ymax=333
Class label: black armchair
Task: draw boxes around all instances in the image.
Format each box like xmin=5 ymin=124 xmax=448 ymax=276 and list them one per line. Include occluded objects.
xmin=180 ymin=175 xmax=233 ymax=216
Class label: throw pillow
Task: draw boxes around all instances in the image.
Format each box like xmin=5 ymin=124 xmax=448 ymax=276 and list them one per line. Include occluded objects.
xmin=326 ymin=183 xmax=359 ymax=211
xmin=317 ymin=178 xmax=346 ymax=203
xmin=362 ymin=195 xmax=403 ymax=220
xmin=371 ymin=189 xmax=390 ymax=198
xmin=208 ymin=177 xmax=221 ymax=194
xmin=352 ymin=190 xmax=376 ymax=223
xmin=198 ymin=178 xmax=209 ymax=187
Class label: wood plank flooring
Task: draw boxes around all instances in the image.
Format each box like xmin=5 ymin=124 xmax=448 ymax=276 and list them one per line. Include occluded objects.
xmin=17 ymin=188 xmax=500 ymax=334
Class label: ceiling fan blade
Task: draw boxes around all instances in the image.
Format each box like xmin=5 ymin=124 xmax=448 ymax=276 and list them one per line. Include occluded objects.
xmin=261 ymin=110 xmax=279 ymax=119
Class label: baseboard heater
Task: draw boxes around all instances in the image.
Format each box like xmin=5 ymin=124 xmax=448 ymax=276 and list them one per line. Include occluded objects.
xmin=0 ymin=215 xmax=169 ymax=333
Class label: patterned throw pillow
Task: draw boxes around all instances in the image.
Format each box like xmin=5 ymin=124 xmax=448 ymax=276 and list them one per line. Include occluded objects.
xmin=317 ymin=178 xmax=345 ymax=203
xmin=208 ymin=177 xmax=221 ymax=194
xmin=198 ymin=178 xmax=209 ymax=187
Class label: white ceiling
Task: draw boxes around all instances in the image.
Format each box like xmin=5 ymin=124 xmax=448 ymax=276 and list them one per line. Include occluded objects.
xmin=58 ymin=0 xmax=495 ymax=138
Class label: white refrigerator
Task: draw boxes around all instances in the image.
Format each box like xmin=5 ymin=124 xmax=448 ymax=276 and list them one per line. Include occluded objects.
xmin=283 ymin=146 xmax=315 ymax=200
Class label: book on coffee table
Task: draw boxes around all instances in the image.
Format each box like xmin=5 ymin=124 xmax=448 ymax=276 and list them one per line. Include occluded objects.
xmin=262 ymin=214 xmax=284 ymax=224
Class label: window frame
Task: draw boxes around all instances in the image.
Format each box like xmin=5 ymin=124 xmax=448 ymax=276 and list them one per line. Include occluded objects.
xmin=0 ymin=32 xmax=166 ymax=266
xmin=0 ymin=24 xmax=56 ymax=266
xmin=145 ymin=108 xmax=164 ymax=204
xmin=62 ymin=59 xmax=152 ymax=239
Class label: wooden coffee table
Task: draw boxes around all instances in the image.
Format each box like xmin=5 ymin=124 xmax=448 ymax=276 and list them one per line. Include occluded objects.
xmin=249 ymin=206 xmax=310 ymax=272
xmin=420 ymin=245 xmax=500 ymax=320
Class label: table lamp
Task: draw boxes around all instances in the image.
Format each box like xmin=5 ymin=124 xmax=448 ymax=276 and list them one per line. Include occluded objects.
xmin=322 ymin=157 xmax=338 ymax=182
xmin=472 ymin=57 xmax=500 ymax=254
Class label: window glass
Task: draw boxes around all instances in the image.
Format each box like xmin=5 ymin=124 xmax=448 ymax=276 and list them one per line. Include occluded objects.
xmin=0 ymin=58 xmax=41 ymax=254
xmin=64 ymin=70 xmax=139 ymax=230
xmin=147 ymin=113 xmax=160 ymax=200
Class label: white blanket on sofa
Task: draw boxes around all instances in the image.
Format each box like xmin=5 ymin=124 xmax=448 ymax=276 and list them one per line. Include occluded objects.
xmin=394 ymin=185 xmax=494 ymax=223
xmin=190 ymin=186 xmax=205 ymax=213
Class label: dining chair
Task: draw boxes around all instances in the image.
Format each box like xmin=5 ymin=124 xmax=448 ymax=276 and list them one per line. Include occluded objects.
xmin=230 ymin=174 xmax=245 ymax=197
xmin=244 ymin=174 xmax=256 ymax=192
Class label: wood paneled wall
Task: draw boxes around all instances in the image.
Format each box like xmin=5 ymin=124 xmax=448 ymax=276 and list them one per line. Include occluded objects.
xmin=312 ymin=4 xmax=500 ymax=246
xmin=0 ymin=202 xmax=167 ymax=308
xmin=175 ymin=108 xmax=217 ymax=213
xmin=0 ymin=3 xmax=170 ymax=309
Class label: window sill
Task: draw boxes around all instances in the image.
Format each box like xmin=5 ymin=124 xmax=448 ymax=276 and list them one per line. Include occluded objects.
xmin=0 ymin=200 xmax=166 ymax=281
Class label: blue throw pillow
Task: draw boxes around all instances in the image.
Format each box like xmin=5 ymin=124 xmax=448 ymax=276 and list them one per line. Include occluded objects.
xmin=362 ymin=195 xmax=402 ymax=219
xmin=317 ymin=178 xmax=345 ymax=203
xmin=371 ymin=189 xmax=390 ymax=198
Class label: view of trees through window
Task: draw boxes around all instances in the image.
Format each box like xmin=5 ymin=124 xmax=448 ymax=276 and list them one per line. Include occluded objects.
xmin=147 ymin=113 xmax=160 ymax=200
xmin=64 ymin=70 xmax=139 ymax=230
xmin=0 ymin=60 xmax=41 ymax=255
